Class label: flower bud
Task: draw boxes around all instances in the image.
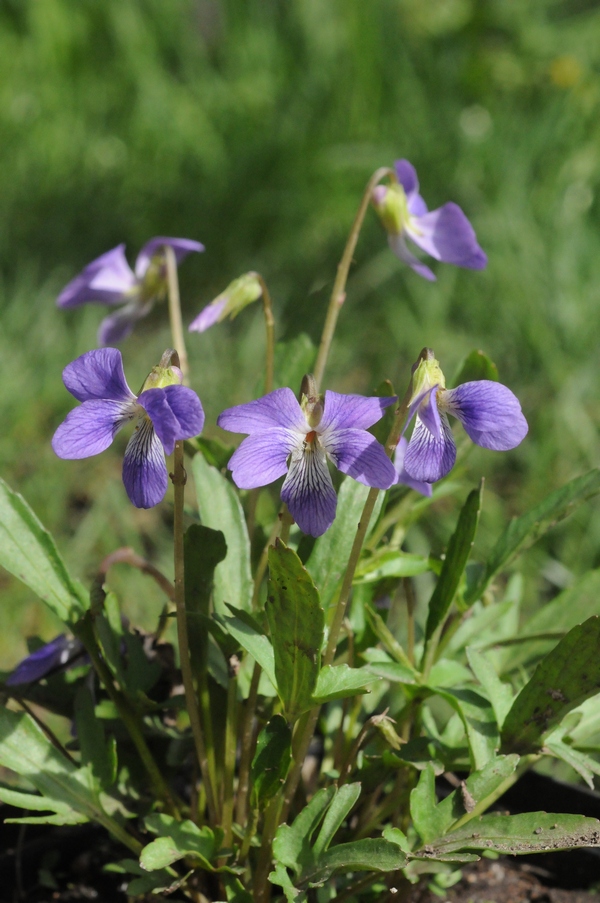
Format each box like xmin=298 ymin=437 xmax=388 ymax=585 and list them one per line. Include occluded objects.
xmin=372 ymin=183 xmax=410 ymax=235
xmin=189 ymin=272 xmax=263 ymax=333
xmin=141 ymin=350 xmax=184 ymax=391
xmin=410 ymin=349 xmax=446 ymax=406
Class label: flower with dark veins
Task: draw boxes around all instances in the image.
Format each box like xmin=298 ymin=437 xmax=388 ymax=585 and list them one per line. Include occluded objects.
xmin=52 ymin=348 xmax=204 ymax=507
xmin=372 ymin=160 xmax=487 ymax=281
xmin=57 ymin=237 xmax=204 ymax=345
xmin=218 ymin=379 xmax=398 ymax=537
xmin=399 ymin=350 xmax=528 ymax=485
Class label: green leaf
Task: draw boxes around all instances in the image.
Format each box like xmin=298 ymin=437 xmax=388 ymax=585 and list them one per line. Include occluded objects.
xmin=435 ymin=688 xmax=499 ymax=770
xmin=364 ymin=607 xmax=414 ymax=671
xmin=354 ymin=550 xmax=432 ymax=583
xmin=0 ymin=707 xmax=121 ymax=835
xmin=221 ymin=605 xmax=276 ymax=690
xmin=274 ymin=333 xmax=316 ymax=391
xmin=192 ymin=453 xmax=253 ymax=615
xmin=74 ymin=685 xmax=116 ymax=789
xmin=302 ymin=839 xmax=407 ymax=886
xmin=451 ymin=350 xmax=499 ymax=387
xmin=141 ymin=814 xmax=219 ymax=871
xmin=312 ymin=664 xmax=378 ymax=703
xmin=467 ymin=647 xmax=514 ymax=728
xmin=250 ymin=715 xmax=292 ymax=807
xmin=0 ymin=478 xmax=88 ymax=624
xmin=544 ymin=736 xmax=600 ymax=790
xmin=273 ymin=787 xmax=336 ymax=875
xmin=410 ymin=764 xmax=447 ymax=845
xmin=499 ymin=570 xmax=600 ymax=673
xmin=0 ymin=785 xmax=87 ymax=825
xmin=306 ymin=479 xmax=384 ymax=611
xmin=266 ymin=542 xmax=324 ymax=720
xmin=422 ymin=811 xmax=600 ymax=856
xmin=502 ymin=616 xmax=600 ymax=754
xmin=425 ymin=483 xmax=483 ymax=641
xmin=466 ymin=469 xmax=600 ymax=606
xmin=312 ymin=783 xmax=361 ymax=857
xmin=184 ymin=524 xmax=227 ymax=676
xmin=433 ymin=755 xmax=520 ymax=833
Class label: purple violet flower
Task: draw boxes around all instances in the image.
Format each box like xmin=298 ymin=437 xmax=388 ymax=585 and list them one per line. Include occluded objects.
xmin=6 ymin=635 xmax=86 ymax=686
xmin=399 ymin=351 xmax=528 ymax=484
xmin=372 ymin=160 xmax=487 ymax=282
xmin=57 ymin=237 xmax=204 ymax=345
xmin=52 ymin=348 xmax=205 ymax=508
xmin=218 ymin=384 xmax=398 ymax=537
xmin=394 ymin=437 xmax=432 ymax=497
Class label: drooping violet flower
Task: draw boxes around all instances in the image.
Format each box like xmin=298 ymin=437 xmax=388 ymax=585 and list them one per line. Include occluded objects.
xmin=5 ymin=635 xmax=87 ymax=686
xmin=218 ymin=379 xmax=397 ymax=537
xmin=57 ymin=238 xmax=204 ymax=345
xmin=399 ymin=350 xmax=528 ymax=484
xmin=189 ymin=272 xmax=263 ymax=333
xmin=52 ymin=348 xmax=204 ymax=508
xmin=372 ymin=160 xmax=487 ymax=282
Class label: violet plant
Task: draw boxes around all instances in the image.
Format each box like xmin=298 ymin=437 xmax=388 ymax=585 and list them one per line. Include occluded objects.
xmin=1 ymin=160 xmax=600 ymax=902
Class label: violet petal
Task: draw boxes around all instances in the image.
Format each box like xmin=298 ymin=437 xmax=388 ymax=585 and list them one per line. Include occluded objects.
xmin=444 ymin=381 xmax=528 ymax=451
xmin=139 ymin=386 xmax=204 ymax=455
xmin=281 ymin=445 xmax=337 ymax=537
xmin=6 ymin=635 xmax=85 ymax=686
xmin=135 ymin=237 xmax=205 ymax=279
xmin=319 ymin=391 xmax=396 ymax=433
xmin=57 ymin=245 xmax=136 ymax=308
xmin=97 ymin=300 xmax=152 ymax=346
xmin=325 ymin=429 xmax=396 ymax=489
xmin=407 ymin=202 xmax=487 ymax=270
xmin=52 ymin=399 xmax=132 ymax=459
xmin=228 ymin=429 xmax=296 ymax=489
xmin=122 ymin=418 xmax=168 ymax=508
xmin=62 ymin=348 xmax=135 ymax=403
xmin=188 ymin=297 xmax=228 ymax=333
xmin=388 ymin=233 xmax=436 ymax=282
xmin=394 ymin=159 xmax=428 ymax=217
xmin=393 ymin=437 xmax=432 ymax=496
xmin=218 ymin=388 xmax=306 ymax=434
xmin=404 ymin=413 xmax=456 ymax=482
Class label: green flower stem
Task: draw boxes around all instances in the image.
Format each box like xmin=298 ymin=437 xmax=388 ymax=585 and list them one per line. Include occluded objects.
xmin=75 ymin=613 xmax=178 ymax=817
xmin=172 ymin=439 xmax=219 ymax=825
xmin=221 ymin=656 xmax=240 ymax=850
xmin=403 ymin=577 xmax=416 ymax=666
xmin=254 ymin=795 xmax=284 ymax=903
xmin=312 ymin=166 xmax=395 ymax=390
xmin=257 ymin=274 xmax=275 ymax=395
xmin=238 ymin=806 xmax=259 ymax=867
xmin=165 ymin=245 xmax=190 ymax=386
xmin=235 ymin=660 xmax=262 ymax=824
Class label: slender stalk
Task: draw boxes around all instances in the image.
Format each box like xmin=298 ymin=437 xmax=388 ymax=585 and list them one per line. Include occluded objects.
xmin=172 ymin=438 xmax=218 ymax=824
xmin=254 ymin=795 xmax=283 ymax=903
xmin=236 ymin=661 xmax=262 ymax=824
xmin=17 ymin=699 xmax=78 ymax=766
xmin=312 ymin=166 xmax=395 ymax=390
xmin=238 ymin=807 xmax=259 ymax=867
xmin=221 ymin=656 xmax=240 ymax=849
xmin=403 ymin=577 xmax=416 ymax=666
xmin=97 ymin=546 xmax=175 ymax=602
xmin=257 ymin=274 xmax=275 ymax=395
xmin=251 ymin=515 xmax=281 ymax=610
xmin=165 ymin=245 xmax=190 ymax=386
xmin=75 ymin=614 xmax=178 ymax=816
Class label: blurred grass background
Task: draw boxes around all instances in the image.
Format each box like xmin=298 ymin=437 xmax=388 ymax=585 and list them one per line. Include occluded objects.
xmin=1 ymin=0 xmax=600 ymax=664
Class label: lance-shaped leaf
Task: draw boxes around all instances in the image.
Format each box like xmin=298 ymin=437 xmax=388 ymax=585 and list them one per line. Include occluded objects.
xmin=306 ymin=479 xmax=384 ymax=611
xmin=435 ymin=688 xmax=499 ymax=770
xmin=141 ymin=814 xmax=223 ymax=872
xmin=502 ymin=616 xmax=600 ymax=754
xmin=467 ymin=647 xmax=514 ymax=728
xmin=184 ymin=524 xmax=227 ymax=676
xmin=425 ymin=483 xmax=482 ymax=642
xmin=192 ymin=453 xmax=253 ymax=614
xmin=266 ymin=541 xmax=324 ymax=721
xmin=466 ymin=469 xmax=600 ymax=606
xmin=421 ymin=811 xmax=600 ymax=857
xmin=250 ymin=715 xmax=292 ymax=807
xmin=0 ymin=708 xmax=122 ymax=835
xmin=301 ymin=839 xmax=407 ymax=887
xmin=0 ymin=478 xmax=88 ymax=624
xmin=221 ymin=604 xmax=276 ymax=690
xmin=354 ymin=550 xmax=432 ymax=583
xmin=312 ymin=664 xmax=378 ymax=703
xmin=410 ymin=763 xmax=447 ymax=845
xmin=433 ymin=755 xmax=519 ymax=833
